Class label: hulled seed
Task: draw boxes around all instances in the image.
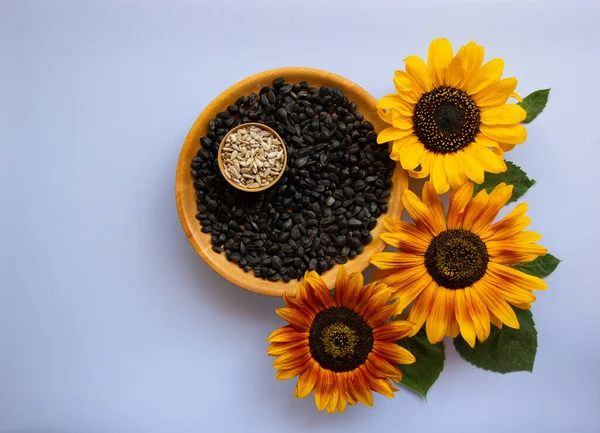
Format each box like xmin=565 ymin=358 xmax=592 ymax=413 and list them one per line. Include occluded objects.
xmin=221 ymin=125 xmax=284 ymax=189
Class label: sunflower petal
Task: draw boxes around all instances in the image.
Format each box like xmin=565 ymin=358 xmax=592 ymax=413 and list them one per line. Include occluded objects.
xmin=376 ymin=265 xmax=428 ymax=296
xmin=487 ymin=262 xmax=548 ymax=291
xmin=366 ymin=353 xmax=403 ymax=381
xmin=485 ymin=276 xmax=537 ymax=305
xmin=480 ymin=124 xmax=527 ymax=145
xmin=273 ymin=351 xmax=312 ymax=370
xmin=489 ymin=310 xmax=503 ymax=328
xmin=486 ymin=241 xmax=547 ymax=257
xmin=455 ymin=289 xmax=477 ymax=347
xmin=469 ymin=141 xmax=507 ymax=173
xmin=375 ymin=341 xmax=417 ymax=365
xmin=393 ymin=270 xmax=433 ymax=314
xmin=276 ymin=364 xmax=309 ymax=380
xmin=370 ymin=252 xmax=424 ymax=270
xmin=294 ymin=360 xmax=319 ymax=399
xmin=499 ymin=230 xmax=543 ymax=244
xmin=461 ymin=189 xmax=489 ymax=230
xmin=392 ymin=115 xmax=414 ymax=130
xmin=447 ymin=182 xmax=475 ymax=229
xmin=473 ymin=281 xmax=520 ymax=328
xmin=467 ymin=58 xmax=504 ymax=95
xmin=430 ymin=153 xmax=450 ymax=194
xmin=380 ymin=231 xmax=429 ymax=255
xmin=409 ymin=147 xmax=436 ymax=179
xmin=374 ymin=321 xmax=415 ymax=341
xmin=368 ymin=374 xmax=397 ymax=399
xmin=445 ymin=44 xmax=468 ymax=88
xmin=458 ymin=148 xmax=486 ymax=184
xmin=267 ymin=340 xmax=308 ymax=356
xmin=481 ymin=104 xmax=527 ymax=125
xmin=401 ymin=189 xmax=442 ymax=236
xmin=464 ymin=287 xmax=491 ymax=342
xmin=349 ymin=272 xmax=364 ymax=293
xmin=481 ymin=202 xmax=530 ymax=241
xmin=303 ymin=271 xmax=333 ymax=309
xmin=473 ymin=77 xmax=518 ymax=108
xmin=366 ymin=302 xmax=398 ymax=328
xmin=383 ymin=218 xmax=434 ymax=243
xmin=421 ymin=181 xmax=446 ymax=232
xmin=471 ymin=183 xmax=513 ymax=234
xmin=405 ymin=55 xmax=434 ymax=92
xmin=325 ymin=375 xmax=339 ymax=414
xmin=336 ymin=379 xmax=348 ymax=412
xmin=398 ymin=136 xmax=426 ymax=170
xmin=498 ymin=142 xmax=517 ymax=152
xmin=393 ymin=71 xmax=422 ymax=104
xmin=407 ymin=280 xmax=438 ymax=336
xmin=491 ymin=251 xmax=540 ymax=265
xmin=377 ymin=126 xmax=413 ymax=144
xmin=445 ymin=289 xmax=458 ymax=337
xmin=390 ymin=140 xmax=403 ymax=160
xmin=446 ymin=316 xmax=460 ymax=338
xmin=359 ymin=285 xmax=391 ymax=317
xmin=425 ymin=287 xmax=447 ymax=343
xmin=343 ymin=372 xmax=358 ymax=405
xmin=348 ymin=370 xmax=374 ymax=407
xmin=428 ymin=38 xmax=454 ymax=86
xmin=284 ymin=293 xmax=318 ymax=317
xmin=371 ymin=268 xmax=398 ymax=282
xmin=378 ymin=107 xmax=395 ymax=124
xmin=267 ymin=325 xmax=307 ymax=343
xmin=333 ymin=266 xmax=350 ymax=306
xmin=383 ymin=217 xmax=406 ymax=233
xmin=314 ymin=369 xmax=334 ymax=411
xmin=444 ymin=152 xmax=468 ymax=189
xmin=458 ymin=42 xmax=485 ymax=90
xmin=376 ymin=94 xmax=415 ymax=116
xmin=340 ymin=271 xmax=364 ymax=311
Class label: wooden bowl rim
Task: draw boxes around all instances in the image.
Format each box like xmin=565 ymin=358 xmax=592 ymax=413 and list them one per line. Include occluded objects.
xmin=175 ymin=67 xmax=407 ymax=297
xmin=217 ymin=122 xmax=288 ymax=193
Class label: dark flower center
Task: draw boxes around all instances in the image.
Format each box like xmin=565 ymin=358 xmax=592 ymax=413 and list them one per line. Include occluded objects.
xmin=309 ymin=307 xmax=373 ymax=372
xmin=424 ymin=229 xmax=489 ymax=289
xmin=413 ymin=86 xmax=480 ymax=153
xmin=321 ymin=323 xmax=359 ymax=359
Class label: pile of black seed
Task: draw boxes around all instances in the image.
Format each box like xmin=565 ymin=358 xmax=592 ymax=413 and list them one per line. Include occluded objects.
xmin=191 ymin=77 xmax=394 ymax=283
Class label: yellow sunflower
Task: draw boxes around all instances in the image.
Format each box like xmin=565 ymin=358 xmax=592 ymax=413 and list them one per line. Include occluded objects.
xmin=377 ymin=38 xmax=527 ymax=194
xmin=370 ymin=181 xmax=548 ymax=347
xmin=267 ymin=267 xmax=416 ymax=413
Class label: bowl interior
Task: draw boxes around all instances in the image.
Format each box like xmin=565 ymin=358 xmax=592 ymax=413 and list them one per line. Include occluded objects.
xmin=176 ymin=67 xmax=407 ymax=297
xmin=217 ymin=122 xmax=288 ymax=193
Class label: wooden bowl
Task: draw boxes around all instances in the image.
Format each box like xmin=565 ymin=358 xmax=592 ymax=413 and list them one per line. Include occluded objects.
xmin=217 ymin=122 xmax=288 ymax=193
xmin=175 ymin=67 xmax=408 ymax=297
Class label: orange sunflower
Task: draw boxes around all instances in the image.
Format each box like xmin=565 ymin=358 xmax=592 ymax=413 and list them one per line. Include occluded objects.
xmin=377 ymin=38 xmax=527 ymax=194
xmin=370 ymin=181 xmax=548 ymax=347
xmin=267 ymin=267 xmax=416 ymax=413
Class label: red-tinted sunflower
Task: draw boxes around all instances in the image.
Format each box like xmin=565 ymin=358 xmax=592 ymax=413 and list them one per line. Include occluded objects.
xmin=267 ymin=267 xmax=415 ymax=413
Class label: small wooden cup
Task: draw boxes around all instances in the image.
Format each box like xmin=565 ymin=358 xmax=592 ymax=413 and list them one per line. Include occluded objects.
xmin=217 ymin=122 xmax=287 ymax=193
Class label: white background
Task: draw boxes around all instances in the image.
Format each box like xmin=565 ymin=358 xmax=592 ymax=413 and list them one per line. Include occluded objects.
xmin=2 ymin=0 xmax=599 ymax=432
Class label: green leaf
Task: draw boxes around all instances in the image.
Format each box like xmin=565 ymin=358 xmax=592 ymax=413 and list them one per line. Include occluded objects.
xmin=454 ymin=307 xmax=537 ymax=374
xmin=396 ymin=330 xmax=444 ymax=398
xmin=473 ymin=161 xmax=535 ymax=204
xmin=512 ymin=253 xmax=561 ymax=278
xmin=518 ymin=89 xmax=551 ymax=123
